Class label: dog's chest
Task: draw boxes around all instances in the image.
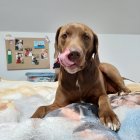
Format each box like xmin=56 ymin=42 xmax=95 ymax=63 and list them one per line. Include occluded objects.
xmin=75 ymin=78 xmax=98 ymax=103
xmin=76 ymin=80 xmax=80 ymax=90
xmin=75 ymin=77 xmax=93 ymax=93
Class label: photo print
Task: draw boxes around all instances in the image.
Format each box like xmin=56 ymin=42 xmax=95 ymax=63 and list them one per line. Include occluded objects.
xmin=41 ymin=49 xmax=48 ymax=60
xmin=34 ymin=41 xmax=45 ymax=49
xmin=16 ymin=52 xmax=24 ymax=64
xmin=32 ymin=54 xmax=39 ymax=65
xmin=24 ymin=48 xmax=32 ymax=57
xmin=15 ymin=39 xmax=23 ymax=51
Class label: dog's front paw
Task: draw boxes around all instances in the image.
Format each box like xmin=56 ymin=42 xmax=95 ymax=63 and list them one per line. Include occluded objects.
xmin=31 ymin=106 xmax=47 ymax=118
xmin=99 ymin=111 xmax=120 ymax=131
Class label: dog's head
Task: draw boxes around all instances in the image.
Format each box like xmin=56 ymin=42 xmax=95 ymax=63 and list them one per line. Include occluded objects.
xmin=54 ymin=23 xmax=99 ymax=74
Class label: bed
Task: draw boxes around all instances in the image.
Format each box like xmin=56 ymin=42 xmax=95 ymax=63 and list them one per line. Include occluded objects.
xmin=0 ymin=78 xmax=140 ymax=140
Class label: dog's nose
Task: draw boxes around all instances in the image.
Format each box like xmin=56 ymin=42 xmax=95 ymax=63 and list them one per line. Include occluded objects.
xmin=68 ymin=51 xmax=80 ymax=61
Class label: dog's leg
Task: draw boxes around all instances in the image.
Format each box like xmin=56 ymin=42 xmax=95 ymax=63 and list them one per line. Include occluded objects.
xmin=99 ymin=63 xmax=131 ymax=94
xmin=98 ymin=94 xmax=120 ymax=131
xmin=31 ymin=91 xmax=70 ymax=118
xmin=31 ymin=103 xmax=60 ymax=118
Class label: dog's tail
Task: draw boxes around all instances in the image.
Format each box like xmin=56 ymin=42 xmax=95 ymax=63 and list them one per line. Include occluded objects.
xmin=122 ymin=77 xmax=136 ymax=83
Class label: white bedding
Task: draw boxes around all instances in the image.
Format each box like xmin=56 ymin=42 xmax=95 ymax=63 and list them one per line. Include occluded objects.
xmin=0 ymin=78 xmax=140 ymax=140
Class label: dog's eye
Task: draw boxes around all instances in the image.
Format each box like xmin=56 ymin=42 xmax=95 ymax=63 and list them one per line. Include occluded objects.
xmin=61 ymin=33 xmax=67 ymax=39
xmin=82 ymin=33 xmax=90 ymax=40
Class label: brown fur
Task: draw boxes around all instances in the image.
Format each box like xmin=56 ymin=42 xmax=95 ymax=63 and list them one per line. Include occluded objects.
xmin=31 ymin=23 xmax=130 ymax=131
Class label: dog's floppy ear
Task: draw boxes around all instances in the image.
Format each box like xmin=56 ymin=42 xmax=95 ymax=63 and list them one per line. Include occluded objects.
xmin=92 ymin=33 xmax=100 ymax=65
xmin=54 ymin=27 xmax=62 ymax=58
xmin=93 ymin=33 xmax=98 ymax=55
xmin=86 ymin=32 xmax=100 ymax=65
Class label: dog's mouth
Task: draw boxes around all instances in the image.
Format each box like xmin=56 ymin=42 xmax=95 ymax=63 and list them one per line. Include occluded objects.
xmin=59 ymin=54 xmax=75 ymax=67
xmin=58 ymin=49 xmax=84 ymax=74
xmin=59 ymin=56 xmax=79 ymax=69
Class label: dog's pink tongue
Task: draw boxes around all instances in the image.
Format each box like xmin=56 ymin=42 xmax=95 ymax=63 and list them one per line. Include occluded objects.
xmin=58 ymin=49 xmax=74 ymax=67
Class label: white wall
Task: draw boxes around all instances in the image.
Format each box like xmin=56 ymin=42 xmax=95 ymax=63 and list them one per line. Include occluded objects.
xmin=0 ymin=32 xmax=140 ymax=82
xmin=98 ymin=34 xmax=140 ymax=82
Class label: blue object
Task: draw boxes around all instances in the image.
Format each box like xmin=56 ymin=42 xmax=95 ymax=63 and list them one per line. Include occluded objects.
xmin=25 ymin=72 xmax=56 ymax=82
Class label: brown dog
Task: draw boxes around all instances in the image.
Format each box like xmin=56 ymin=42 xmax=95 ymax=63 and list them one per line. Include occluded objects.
xmin=31 ymin=23 xmax=130 ymax=131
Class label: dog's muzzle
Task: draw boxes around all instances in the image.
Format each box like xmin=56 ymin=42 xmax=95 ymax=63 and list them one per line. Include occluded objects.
xmin=58 ymin=48 xmax=84 ymax=74
xmin=67 ymin=51 xmax=80 ymax=62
